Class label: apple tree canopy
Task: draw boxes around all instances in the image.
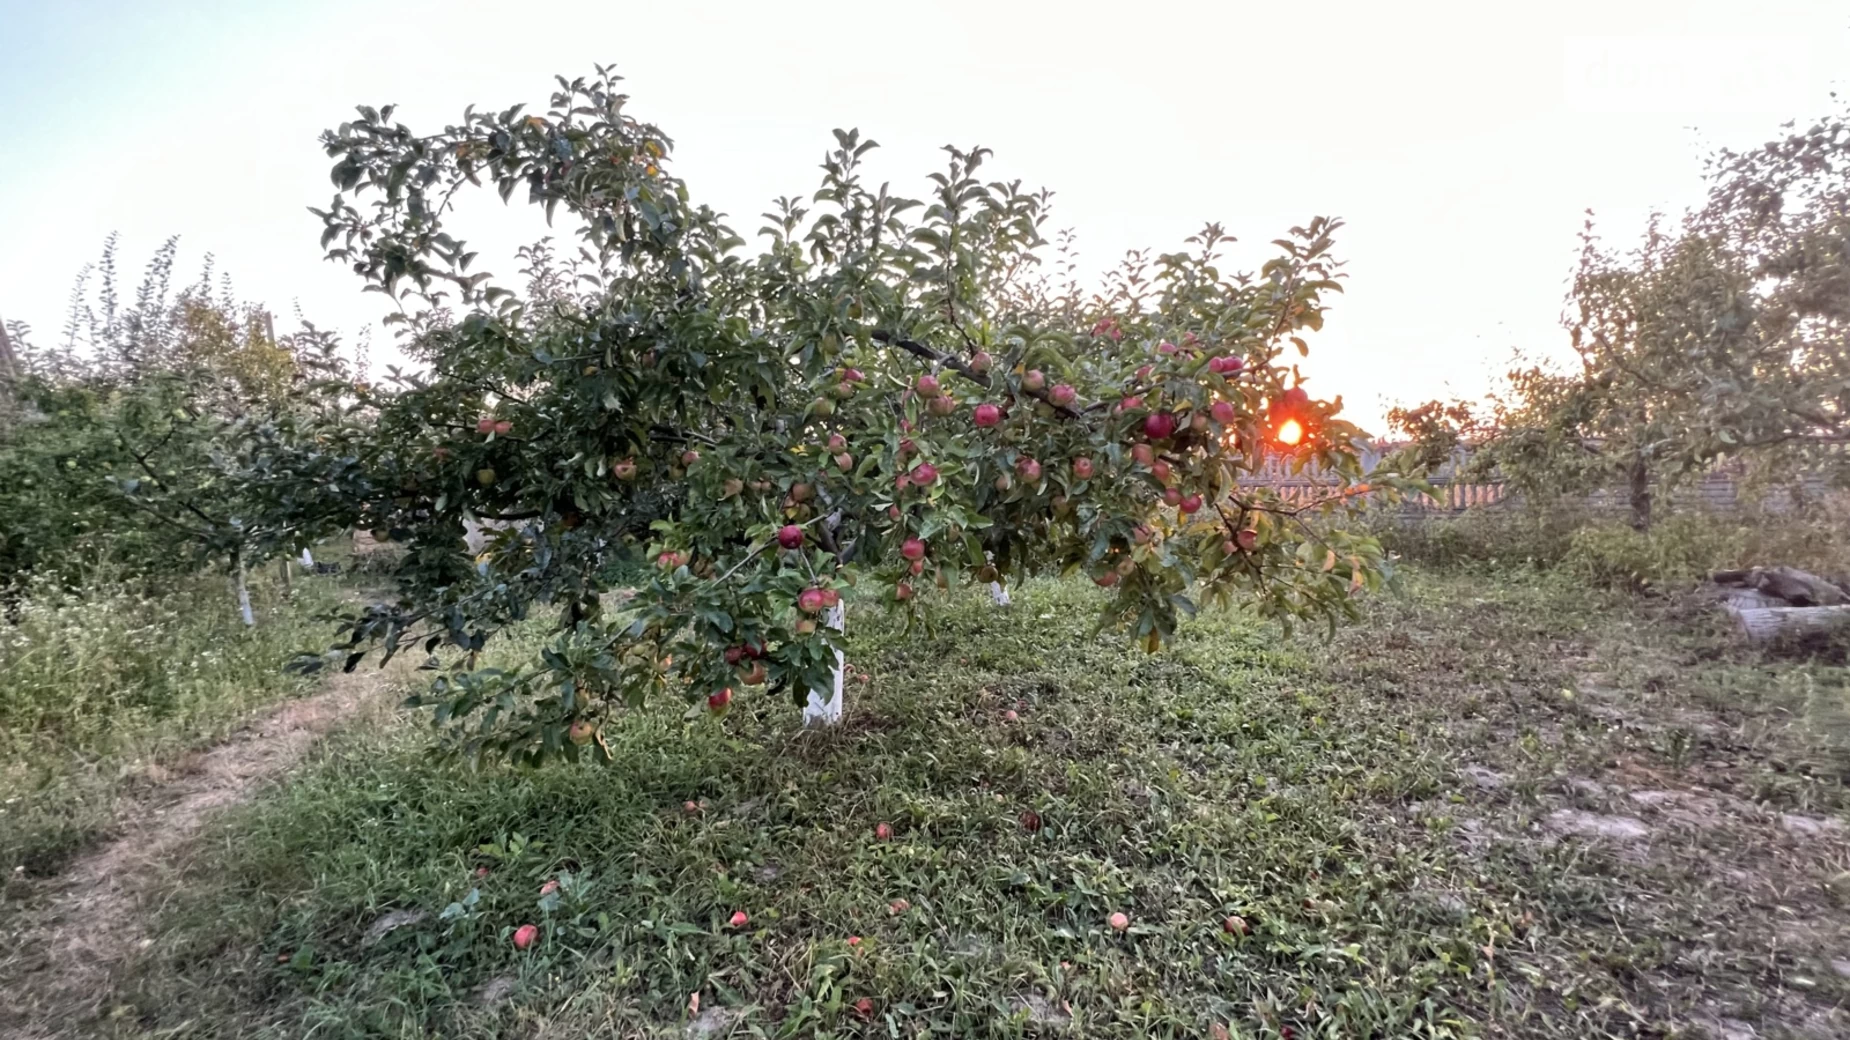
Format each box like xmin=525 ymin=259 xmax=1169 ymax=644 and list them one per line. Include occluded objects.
xmin=296 ymin=65 xmax=1419 ymax=763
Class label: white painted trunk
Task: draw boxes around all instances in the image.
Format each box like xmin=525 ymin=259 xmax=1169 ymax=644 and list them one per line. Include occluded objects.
xmin=235 ymin=556 xmax=255 ymax=627
xmin=986 ymin=553 xmax=1009 ymax=606
xmin=802 ymin=603 xmax=846 ymax=727
xmin=299 ymin=548 xmax=315 ymax=567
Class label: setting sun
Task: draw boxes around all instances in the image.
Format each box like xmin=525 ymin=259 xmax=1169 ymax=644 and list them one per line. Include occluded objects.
xmin=1275 ymin=418 xmax=1304 ymax=446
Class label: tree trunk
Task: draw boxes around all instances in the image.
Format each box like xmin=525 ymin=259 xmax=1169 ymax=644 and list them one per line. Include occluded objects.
xmin=986 ymin=551 xmax=1009 ymax=606
xmin=801 ymin=603 xmax=846 ymax=726
xmin=1627 ymin=455 xmax=1653 ymax=531
xmin=1726 ymin=603 xmax=1850 ymax=643
xmin=234 ymin=551 xmax=255 ymax=627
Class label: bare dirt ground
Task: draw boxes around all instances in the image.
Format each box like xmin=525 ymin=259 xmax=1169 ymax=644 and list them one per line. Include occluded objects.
xmin=0 ymin=662 xmax=402 ymax=1040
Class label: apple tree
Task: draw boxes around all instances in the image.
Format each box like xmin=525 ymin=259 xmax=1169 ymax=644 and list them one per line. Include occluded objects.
xmin=1399 ymin=104 xmax=1850 ymax=530
xmin=296 ymin=66 xmax=1417 ymax=762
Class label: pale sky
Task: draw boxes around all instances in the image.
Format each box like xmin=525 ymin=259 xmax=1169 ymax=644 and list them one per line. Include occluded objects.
xmin=3 ymin=0 xmax=1845 ymax=430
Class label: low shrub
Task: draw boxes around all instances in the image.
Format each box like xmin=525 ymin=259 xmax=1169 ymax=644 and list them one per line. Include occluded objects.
xmin=1370 ymin=494 xmax=1850 ymax=591
xmin=1565 ymin=506 xmax=1850 ymax=591
xmin=1364 ymin=503 xmax=1590 ymax=570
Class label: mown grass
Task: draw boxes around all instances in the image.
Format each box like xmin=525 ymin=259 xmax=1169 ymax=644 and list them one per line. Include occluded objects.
xmin=99 ymin=570 xmax=1850 ymax=1038
xmin=0 ymin=566 xmax=348 ymax=877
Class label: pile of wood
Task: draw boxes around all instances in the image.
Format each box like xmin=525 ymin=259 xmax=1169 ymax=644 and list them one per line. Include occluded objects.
xmin=1712 ymin=566 xmax=1850 ymax=642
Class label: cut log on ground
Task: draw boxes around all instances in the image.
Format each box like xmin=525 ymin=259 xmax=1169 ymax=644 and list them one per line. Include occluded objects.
xmin=1723 ymin=600 xmax=1850 ymax=642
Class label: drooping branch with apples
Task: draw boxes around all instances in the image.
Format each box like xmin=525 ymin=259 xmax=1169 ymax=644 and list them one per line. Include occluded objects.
xmin=293 ymin=65 xmax=1422 ymax=763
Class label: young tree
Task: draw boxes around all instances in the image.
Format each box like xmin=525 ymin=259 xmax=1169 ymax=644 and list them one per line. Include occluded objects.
xmin=295 ymin=67 xmax=1415 ymax=760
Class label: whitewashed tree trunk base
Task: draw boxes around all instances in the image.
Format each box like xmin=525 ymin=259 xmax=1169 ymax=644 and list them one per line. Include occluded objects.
xmin=986 ymin=551 xmax=1009 ymax=607
xmin=802 ymin=603 xmax=846 ymax=727
xmin=235 ymin=557 xmax=255 ymax=627
xmin=299 ymin=548 xmax=316 ymax=567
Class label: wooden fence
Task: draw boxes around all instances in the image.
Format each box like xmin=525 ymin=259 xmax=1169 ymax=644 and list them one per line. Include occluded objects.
xmin=1237 ymin=446 xmax=1830 ymax=517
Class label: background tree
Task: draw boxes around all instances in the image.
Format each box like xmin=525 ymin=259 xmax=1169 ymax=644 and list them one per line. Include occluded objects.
xmin=289 ymin=66 xmax=1418 ymax=761
xmin=0 ymin=239 xmax=356 ymax=616
xmin=1395 ymin=105 xmax=1850 ymax=529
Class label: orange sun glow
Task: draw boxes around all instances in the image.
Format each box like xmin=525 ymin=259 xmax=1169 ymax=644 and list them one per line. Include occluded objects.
xmin=1275 ymin=418 xmax=1304 ymax=446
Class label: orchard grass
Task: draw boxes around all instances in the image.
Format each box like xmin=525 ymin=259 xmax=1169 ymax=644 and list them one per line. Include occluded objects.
xmin=0 ymin=567 xmax=348 ymax=878
xmin=113 ymin=569 xmax=1850 ymax=1038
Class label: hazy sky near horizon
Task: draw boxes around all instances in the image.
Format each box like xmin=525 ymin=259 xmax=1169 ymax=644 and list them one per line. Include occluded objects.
xmin=2 ymin=0 xmax=1846 ymax=430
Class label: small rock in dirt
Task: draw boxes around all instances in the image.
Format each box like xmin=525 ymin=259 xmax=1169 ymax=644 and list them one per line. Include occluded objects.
xmin=1831 ymin=958 xmax=1850 ymax=979
xmin=1008 ymin=994 xmax=1072 ymax=1029
xmin=476 ymin=975 xmax=517 ymax=1006
xmin=686 ymin=1007 xmax=741 ymax=1038
xmin=1460 ymin=766 xmax=1507 ymax=791
xmin=1567 ymin=778 xmax=1607 ymax=798
xmin=1546 ymin=809 xmax=1650 ymax=841
xmin=360 ymin=908 xmax=428 ymax=948
xmin=1780 ymin=814 xmax=1845 ymax=838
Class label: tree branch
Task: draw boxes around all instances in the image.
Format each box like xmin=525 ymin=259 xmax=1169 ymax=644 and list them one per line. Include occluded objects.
xmin=870 ymin=329 xmax=1085 ymax=421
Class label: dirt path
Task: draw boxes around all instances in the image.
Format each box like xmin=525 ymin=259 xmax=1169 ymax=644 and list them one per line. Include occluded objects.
xmin=0 ymin=662 xmax=402 ymax=1040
